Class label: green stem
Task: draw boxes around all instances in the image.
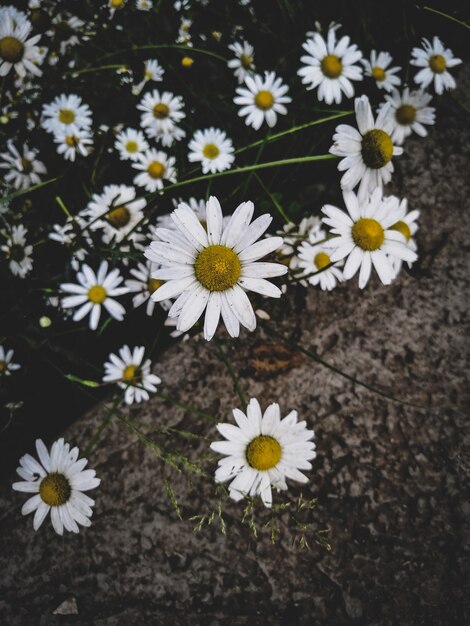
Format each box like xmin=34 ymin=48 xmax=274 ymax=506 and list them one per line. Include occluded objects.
xmin=154 ymin=391 xmax=219 ymax=423
xmin=420 ymin=5 xmax=470 ymax=28
xmin=254 ymin=173 xmax=290 ymax=223
xmin=235 ymin=111 xmax=353 ymax=155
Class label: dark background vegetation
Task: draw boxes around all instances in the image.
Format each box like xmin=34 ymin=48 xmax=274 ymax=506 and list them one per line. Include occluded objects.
xmin=0 ymin=0 xmax=468 ymax=475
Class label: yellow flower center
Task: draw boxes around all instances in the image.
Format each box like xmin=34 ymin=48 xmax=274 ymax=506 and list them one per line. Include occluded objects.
xmin=88 ymin=285 xmax=107 ymax=304
xmin=395 ymin=104 xmax=416 ymax=126
xmin=107 ymin=206 xmax=131 ymax=229
xmin=122 ymin=364 xmax=142 ymax=384
xmin=111 ymin=0 xmax=125 ymax=8
xmin=202 ymin=143 xmax=220 ymax=159
xmin=125 ymin=140 xmax=138 ymax=153
xmin=21 ymin=158 xmax=33 ymax=174
xmin=65 ymin=135 xmax=79 ymax=147
xmin=9 ymin=243 xmax=26 ymax=262
xmin=429 ymin=54 xmax=446 ymax=74
xmin=314 ymin=252 xmax=331 ymax=270
xmin=321 ymin=54 xmax=343 ymax=78
xmin=246 ymin=435 xmax=282 ymax=471
xmin=352 ymin=218 xmax=385 ymax=251
xmin=390 ymin=220 xmax=411 ymax=241
xmin=371 ymin=66 xmax=386 ymax=82
xmin=0 ymin=36 xmax=24 ymax=63
xmin=0 ymin=360 xmax=7 ymax=374
xmin=194 ymin=245 xmax=241 ymax=292
xmin=254 ymin=90 xmax=274 ymax=110
xmin=153 ymin=103 xmax=170 ymax=119
xmin=39 ymin=473 xmax=71 ymax=507
xmin=361 ymin=129 xmax=393 ymax=169
xmin=181 ymin=56 xmax=194 ymax=67
xmin=147 ymin=161 xmax=165 ymax=179
xmin=240 ymin=53 xmax=253 ymax=69
xmin=58 ymin=108 xmax=76 ymax=124
xmin=147 ymin=278 xmax=163 ymax=294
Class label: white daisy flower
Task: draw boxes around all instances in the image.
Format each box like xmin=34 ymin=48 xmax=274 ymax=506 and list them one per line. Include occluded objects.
xmin=60 ymin=260 xmax=128 ymax=330
xmin=297 ymin=226 xmax=344 ymax=290
xmin=277 ymin=216 xmax=321 ymax=268
xmin=1 ymin=224 xmax=33 ymax=278
xmin=132 ymin=58 xmax=164 ymax=95
xmin=83 ymin=184 xmax=146 ymax=244
xmin=234 ymin=71 xmax=291 ymax=130
xmin=145 ymin=196 xmax=287 ymax=340
xmin=12 ymin=438 xmax=100 ymax=535
xmin=125 ymin=260 xmax=171 ymax=316
xmin=384 ymin=195 xmax=419 ymax=279
xmin=321 ymin=189 xmax=417 ymax=288
xmin=0 ymin=13 xmax=42 ymax=78
xmin=188 ymin=127 xmax=235 ymax=174
xmin=362 ymin=50 xmax=401 ymax=92
xmin=103 ymin=345 xmax=161 ymax=404
xmin=411 ymin=36 xmax=462 ymax=95
xmin=378 ymin=88 xmax=436 ymax=145
xmin=136 ymin=0 xmax=153 ymax=10
xmin=210 ymin=398 xmax=316 ymax=508
xmin=42 ymin=94 xmax=92 ymax=135
xmin=137 ymin=89 xmax=186 ymax=144
xmin=0 ymin=7 xmax=28 ymax=25
xmin=0 ymin=344 xmax=21 ymax=376
xmin=298 ymin=26 xmax=363 ymax=104
xmin=114 ymin=128 xmax=148 ymax=161
xmin=228 ymin=40 xmax=255 ymax=83
xmin=0 ymin=141 xmax=47 ymax=190
xmin=330 ymin=95 xmax=403 ymax=201
xmin=132 ymin=149 xmax=176 ymax=192
xmin=53 ymin=127 xmax=94 ymax=162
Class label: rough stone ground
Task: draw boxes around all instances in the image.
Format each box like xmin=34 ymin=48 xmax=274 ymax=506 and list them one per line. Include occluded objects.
xmin=1 ymin=72 xmax=469 ymax=626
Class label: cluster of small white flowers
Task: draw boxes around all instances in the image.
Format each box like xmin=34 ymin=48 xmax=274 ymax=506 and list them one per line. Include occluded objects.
xmin=41 ymin=94 xmax=94 ymax=162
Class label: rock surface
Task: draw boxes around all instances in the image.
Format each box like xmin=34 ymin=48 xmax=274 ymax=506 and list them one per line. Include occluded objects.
xmin=1 ymin=73 xmax=469 ymax=626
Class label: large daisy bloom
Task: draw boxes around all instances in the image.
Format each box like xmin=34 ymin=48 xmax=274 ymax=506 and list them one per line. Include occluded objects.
xmin=378 ymin=88 xmax=436 ymax=145
xmin=228 ymin=40 xmax=255 ymax=83
xmin=210 ymin=398 xmax=316 ymax=508
xmin=330 ymin=95 xmax=403 ymax=201
xmin=1 ymin=224 xmax=33 ymax=278
xmin=83 ymin=184 xmax=146 ymax=244
xmin=0 ymin=344 xmax=21 ymax=376
xmin=103 ymin=345 xmax=161 ymax=404
xmin=298 ymin=26 xmax=363 ymax=104
xmin=132 ymin=149 xmax=176 ymax=192
xmin=321 ymin=189 xmax=417 ymax=288
xmin=234 ymin=71 xmax=291 ymax=130
xmin=0 ymin=141 xmax=47 ymax=190
xmin=41 ymin=94 xmax=92 ymax=135
xmin=60 ymin=261 xmax=128 ymax=330
xmin=144 ymin=196 xmax=287 ymax=340
xmin=138 ymin=89 xmax=185 ymax=142
xmin=384 ymin=195 xmax=419 ymax=279
xmin=0 ymin=13 xmax=42 ymax=78
xmin=297 ymin=225 xmax=344 ymax=291
xmin=411 ymin=36 xmax=462 ymax=95
xmin=12 ymin=438 xmax=100 ymax=535
xmin=362 ymin=50 xmax=401 ymax=92
xmin=188 ymin=127 xmax=235 ymax=174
